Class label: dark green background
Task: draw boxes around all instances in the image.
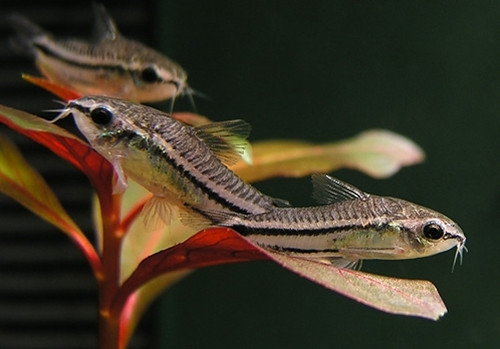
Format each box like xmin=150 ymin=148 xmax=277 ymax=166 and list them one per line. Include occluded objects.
xmin=153 ymin=1 xmax=499 ymax=348
xmin=0 ymin=0 xmax=497 ymax=347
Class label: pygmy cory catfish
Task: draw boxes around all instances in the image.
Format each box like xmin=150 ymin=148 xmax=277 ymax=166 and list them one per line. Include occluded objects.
xmin=57 ymin=95 xmax=288 ymax=227
xmin=204 ymin=174 xmax=466 ymax=269
xmin=8 ymin=3 xmax=191 ymax=103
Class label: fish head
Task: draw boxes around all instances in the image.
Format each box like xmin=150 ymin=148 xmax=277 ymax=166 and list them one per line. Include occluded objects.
xmin=58 ymin=96 xmax=143 ymax=152
xmin=127 ymin=57 xmax=189 ymax=102
xmin=377 ymin=197 xmax=466 ymax=265
xmin=115 ymin=40 xmax=190 ymax=103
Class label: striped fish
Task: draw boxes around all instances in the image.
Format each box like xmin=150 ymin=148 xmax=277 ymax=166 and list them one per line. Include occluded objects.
xmin=58 ymin=95 xmax=288 ymax=227
xmin=8 ymin=3 xmax=190 ymax=103
xmin=205 ymin=174 xmax=466 ymax=268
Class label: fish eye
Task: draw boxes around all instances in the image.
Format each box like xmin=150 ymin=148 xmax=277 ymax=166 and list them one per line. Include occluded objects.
xmin=90 ymin=107 xmax=113 ymax=125
xmin=423 ymin=222 xmax=444 ymax=240
xmin=141 ymin=66 xmax=160 ymax=83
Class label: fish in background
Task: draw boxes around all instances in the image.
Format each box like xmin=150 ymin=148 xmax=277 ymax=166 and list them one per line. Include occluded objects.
xmin=8 ymin=3 xmax=193 ymax=104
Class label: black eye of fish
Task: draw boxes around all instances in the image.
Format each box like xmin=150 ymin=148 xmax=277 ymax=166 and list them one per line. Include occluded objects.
xmin=90 ymin=107 xmax=113 ymax=125
xmin=423 ymin=222 xmax=444 ymax=240
xmin=141 ymin=66 xmax=160 ymax=83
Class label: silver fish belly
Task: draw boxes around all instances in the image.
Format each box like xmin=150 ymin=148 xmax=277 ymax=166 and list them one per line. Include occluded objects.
xmin=8 ymin=4 xmax=189 ymax=103
xmin=60 ymin=95 xmax=287 ymax=219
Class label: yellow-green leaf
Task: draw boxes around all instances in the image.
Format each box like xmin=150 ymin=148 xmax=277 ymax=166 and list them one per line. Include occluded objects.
xmin=0 ymin=134 xmax=80 ymax=233
xmin=231 ymin=129 xmax=425 ymax=183
xmin=0 ymin=134 xmax=100 ymax=275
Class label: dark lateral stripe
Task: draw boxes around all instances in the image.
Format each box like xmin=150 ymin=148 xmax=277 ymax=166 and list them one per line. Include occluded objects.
xmin=34 ymin=43 xmax=176 ymax=85
xmin=108 ymin=129 xmax=254 ymax=215
xmin=230 ymin=221 xmax=398 ymax=237
xmin=264 ymin=246 xmax=340 ymax=254
xmin=34 ymin=43 xmax=128 ymax=73
xmin=229 ymin=224 xmax=359 ymax=237
xmin=69 ymin=103 xmax=255 ymax=215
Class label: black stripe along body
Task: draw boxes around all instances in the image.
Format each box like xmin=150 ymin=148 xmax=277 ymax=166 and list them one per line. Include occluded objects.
xmin=65 ymin=96 xmax=283 ymax=218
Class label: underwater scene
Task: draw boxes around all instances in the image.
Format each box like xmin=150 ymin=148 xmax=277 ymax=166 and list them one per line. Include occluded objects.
xmin=0 ymin=1 xmax=498 ymax=348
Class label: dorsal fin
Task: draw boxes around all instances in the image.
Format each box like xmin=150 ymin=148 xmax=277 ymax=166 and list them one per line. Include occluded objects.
xmin=91 ymin=3 xmax=120 ymax=42
xmin=311 ymin=174 xmax=369 ymax=204
xmin=195 ymin=119 xmax=253 ymax=166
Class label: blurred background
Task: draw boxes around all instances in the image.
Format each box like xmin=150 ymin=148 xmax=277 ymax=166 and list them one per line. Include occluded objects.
xmin=0 ymin=0 xmax=498 ymax=348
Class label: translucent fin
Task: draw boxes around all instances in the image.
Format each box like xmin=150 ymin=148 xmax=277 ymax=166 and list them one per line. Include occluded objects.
xmin=268 ymin=196 xmax=291 ymax=207
xmin=140 ymin=196 xmax=172 ymax=232
xmin=311 ymin=174 xmax=369 ymax=205
xmin=326 ymin=257 xmax=361 ymax=270
xmin=178 ymin=206 xmax=213 ymax=230
xmin=111 ymin=157 xmax=128 ymax=194
xmin=195 ymin=120 xmax=253 ymax=166
xmin=91 ymin=3 xmax=119 ymax=42
xmin=184 ymin=207 xmax=236 ymax=226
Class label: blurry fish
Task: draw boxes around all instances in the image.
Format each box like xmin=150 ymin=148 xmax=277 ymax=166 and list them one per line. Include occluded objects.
xmin=203 ymin=174 xmax=466 ymax=269
xmin=58 ymin=95 xmax=287 ymax=228
xmin=8 ymin=3 xmax=191 ymax=103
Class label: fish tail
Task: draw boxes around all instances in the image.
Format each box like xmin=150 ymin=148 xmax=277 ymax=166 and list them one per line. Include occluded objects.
xmin=7 ymin=13 xmax=49 ymax=54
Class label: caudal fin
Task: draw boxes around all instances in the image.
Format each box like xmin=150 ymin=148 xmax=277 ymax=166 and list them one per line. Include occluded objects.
xmin=6 ymin=13 xmax=49 ymax=55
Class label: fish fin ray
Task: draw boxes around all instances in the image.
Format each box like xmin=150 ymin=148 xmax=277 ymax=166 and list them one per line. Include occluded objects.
xmin=325 ymin=257 xmax=362 ymax=270
xmin=92 ymin=3 xmax=120 ymax=42
xmin=140 ymin=196 xmax=172 ymax=232
xmin=178 ymin=207 xmax=213 ymax=230
xmin=268 ymin=196 xmax=291 ymax=207
xmin=311 ymin=174 xmax=369 ymax=204
xmin=195 ymin=120 xmax=253 ymax=165
xmin=111 ymin=157 xmax=128 ymax=194
xmin=183 ymin=206 xmax=239 ymax=226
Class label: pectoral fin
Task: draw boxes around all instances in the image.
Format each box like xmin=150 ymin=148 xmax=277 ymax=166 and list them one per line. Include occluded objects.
xmin=140 ymin=196 xmax=173 ymax=232
xmin=111 ymin=157 xmax=128 ymax=194
xmin=325 ymin=257 xmax=361 ymax=270
xmin=195 ymin=120 xmax=253 ymax=165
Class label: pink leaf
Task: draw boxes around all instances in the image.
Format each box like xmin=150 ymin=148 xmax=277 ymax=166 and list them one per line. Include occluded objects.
xmin=269 ymin=253 xmax=447 ymax=320
xmin=0 ymin=104 xmax=114 ymax=205
xmin=113 ymin=227 xmax=446 ymax=321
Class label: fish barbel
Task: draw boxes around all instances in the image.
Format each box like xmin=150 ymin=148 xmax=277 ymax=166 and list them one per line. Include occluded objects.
xmin=203 ymin=174 xmax=466 ymax=269
xmin=58 ymin=95 xmax=288 ymax=226
xmin=8 ymin=3 xmax=190 ymax=103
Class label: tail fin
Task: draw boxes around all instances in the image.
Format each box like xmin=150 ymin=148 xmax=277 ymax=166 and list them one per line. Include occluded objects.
xmin=6 ymin=13 xmax=49 ymax=55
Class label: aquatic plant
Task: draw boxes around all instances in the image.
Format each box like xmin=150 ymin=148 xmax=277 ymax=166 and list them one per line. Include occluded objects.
xmin=0 ymin=76 xmax=445 ymax=349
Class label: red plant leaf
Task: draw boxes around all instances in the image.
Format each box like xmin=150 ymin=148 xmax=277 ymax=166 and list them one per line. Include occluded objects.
xmin=112 ymin=227 xmax=446 ymax=321
xmin=0 ymin=134 xmax=102 ymax=277
xmin=0 ymin=104 xmax=114 ymax=198
xmin=112 ymin=227 xmax=268 ymax=314
xmin=22 ymin=74 xmax=82 ymax=101
xmin=124 ymin=227 xmax=266 ymax=285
